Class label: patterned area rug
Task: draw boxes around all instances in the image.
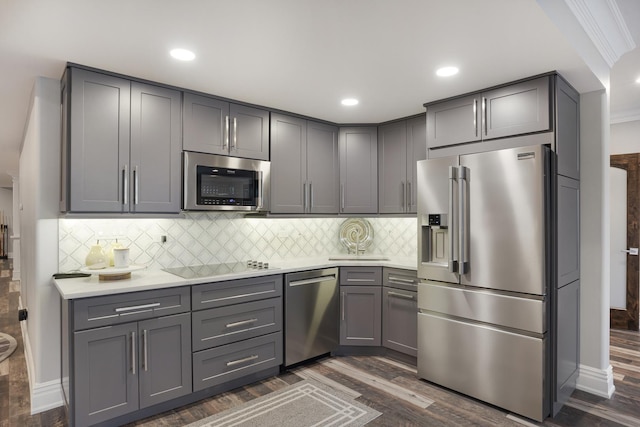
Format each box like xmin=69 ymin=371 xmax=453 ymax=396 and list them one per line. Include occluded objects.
xmin=0 ymin=332 xmax=17 ymax=363
xmin=184 ymin=379 xmax=381 ymax=427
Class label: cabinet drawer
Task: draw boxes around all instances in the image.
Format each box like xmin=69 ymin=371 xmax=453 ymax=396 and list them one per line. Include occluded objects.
xmin=73 ymin=287 xmax=190 ymax=331
xmin=383 ymin=268 xmax=418 ymax=292
xmin=339 ymin=267 xmax=382 ymax=286
xmin=192 ymin=332 xmax=283 ymax=392
xmin=192 ymin=298 xmax=282 ymax=351
xmin=192 ymin=275 xmax=283 ymax=310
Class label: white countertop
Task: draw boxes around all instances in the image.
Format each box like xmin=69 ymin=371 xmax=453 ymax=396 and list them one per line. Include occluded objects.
xmin=53 ymin=256 xmax=417 ymax=300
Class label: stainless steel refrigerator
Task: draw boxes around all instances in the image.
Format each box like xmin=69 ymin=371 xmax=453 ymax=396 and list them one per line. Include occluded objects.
xmin=416 ymin=144 xmax=553 ymax=422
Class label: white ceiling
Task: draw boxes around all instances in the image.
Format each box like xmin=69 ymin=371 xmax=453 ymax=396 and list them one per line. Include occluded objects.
xmin=0 ymin=0 xmax=639 ymax=188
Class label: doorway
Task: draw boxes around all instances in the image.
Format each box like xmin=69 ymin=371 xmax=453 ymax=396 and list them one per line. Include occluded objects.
xmin=610 ymin=153 xmax=639 ymax=331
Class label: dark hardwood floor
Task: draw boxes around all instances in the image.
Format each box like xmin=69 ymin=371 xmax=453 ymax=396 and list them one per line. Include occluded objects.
xmin=2 ymin=258 xmax=640 ymax=426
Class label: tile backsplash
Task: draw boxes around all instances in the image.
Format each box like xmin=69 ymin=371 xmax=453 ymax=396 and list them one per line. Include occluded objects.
xmin=59 ymin=213 xmax=417 ymax=272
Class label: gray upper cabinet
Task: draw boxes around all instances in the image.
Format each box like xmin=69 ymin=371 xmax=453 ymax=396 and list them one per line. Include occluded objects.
xmin=339 ymin=127 xmax=378 ymax=214
xmin=426 ymin=75 xmax=551 ymax=149
xmin=183 ymin=92 xmax=269 ymax=161
xmin=270 ymin=113 xmax=338 ymax=214
xmin=555 ymin=77 xmax=580 ymax=180
xmin=63 ymin=67 xmax=181 ymax=213
xmin=66 ymin=68 xmax=131 ymax=212
xmin=130 ymin=83 xmax=182 ymax=213
xmin=378 ymin=116 xmax=426 ymax=213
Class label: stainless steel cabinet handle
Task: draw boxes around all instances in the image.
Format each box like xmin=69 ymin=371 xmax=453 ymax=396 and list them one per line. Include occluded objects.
xmin=401 ymin=181 xmax=405 ymax=211
xmin=224 ymin=116 xmax=229 ymax=150
xmin=133 ymin=166 xmax=139 ymax=205
xmin=303 ymin=182 xmax=308 ymax=211
xmin=388 ymin=276 xmax=416 ymax=284
xmin=340 ymin=184 xmax=345 ymax=212
xmin=226 ymin=318 xmax=258 ymax=328
xmin=131 ymin=331 xmax=136 ymax=375
xmin=407 ymin=181 xmax=411 ymax=210
xmin=448 ymin=166 xmax=458 ymax=273
xmin=115 ymin=302 xmax=160 ymax=313
xmin=289 ymin=275 xmax=337 ymax=287
xmin=309 ymin=182 xmax=313 ymax=209
xmin=458 ymin=165 xmax=469 ymax=275
xmin=226 ymin=354 xmax=258 ymax=367
xmin=232 ymin=117 xmax=237 ymax=150
xmin=473 ymin=99 xmax=478 ymax=137
xmin=341 ymin=291 xmax=345 ymax=321
xmin=388 ymin=291 xmax=415 ymax=300
xmin=143 ymin=329 xmax=148 ymax=371
xmin=123 ymin=164 xmax=129 ymax=205
xmin=482 ymin=97 xmax=487 ymax=136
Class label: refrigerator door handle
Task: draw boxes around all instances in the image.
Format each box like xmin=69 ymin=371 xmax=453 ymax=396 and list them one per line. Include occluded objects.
xmin=448 ymin=166 xmax=458 ymax=273
xmin=458 ymin=165 xmax=469 ymax=274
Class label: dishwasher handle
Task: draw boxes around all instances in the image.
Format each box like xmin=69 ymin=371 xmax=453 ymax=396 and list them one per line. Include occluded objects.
xmin=288 ymin=274 xmax=337 ymax=287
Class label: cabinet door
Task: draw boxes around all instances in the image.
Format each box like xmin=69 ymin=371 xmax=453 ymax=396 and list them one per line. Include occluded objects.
xmin=555 ymin=77 xmax=580 ymax=180
xmin=69 ymin=68 xmax=130 ymax=212
xmin=340 ymin=285 xmax=381 ymax=346
xmin=378 ymin=121 xmax=407 ymax=213
xmin=483 ymin=76 xmax=551 ymax=140
xmin=229 ymin=104 xmax=269 ymax=160
xmin=130 ymin=83 xmax=182 ymax=213
xmin=426 ymin=94 xmax=480 ymax=149
xmin=339 ymin=127 xmax=378 ymax=213
xmin=138 ymin=313 xmax=192 ymax=408
xmin=307 ymin=121 xmax=339 ymax=214
xmin=183 ymin=92 xmax=230 ymax=156
xmin=406 ymin=115 xmax=427 ymax=213
xmin=74 ymin=323 xmax=139 ymax=426
xmin=270 ymin=114 xmax=307 ymax=213
xmin=382 ymin=286 xmax=417 ymax=356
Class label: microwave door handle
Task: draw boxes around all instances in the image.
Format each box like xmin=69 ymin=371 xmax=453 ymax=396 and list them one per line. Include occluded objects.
xmin=448 ymin=166 xmax=457 ymax=273
xmin=257 ymin=170 xmax=264 ymax=209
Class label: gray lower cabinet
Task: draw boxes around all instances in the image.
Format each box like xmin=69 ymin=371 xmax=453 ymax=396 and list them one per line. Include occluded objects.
xmin=378 ymin=116 xmax=426 ymax=213
xmin=339 ymin=127 xmax=378 ymax=213
xmin=270 ymin=113 xmax=339 ymax=213
xmin=191 ymin=275 xmax=283 ymax=392
xmin=64 ymin=287 xmax=192 ymax=427
xmin=339 ymin=267 xmax=382 ymax=346
xmin=183 ymin=92 xmax=269 ymax=160
xmin=426 ymin=75 xmax=551 ymax=150
xmin=382 ymin=268 xmax=418 ymax=357
xmin=61 ymin=67 xmax=181 ymax=213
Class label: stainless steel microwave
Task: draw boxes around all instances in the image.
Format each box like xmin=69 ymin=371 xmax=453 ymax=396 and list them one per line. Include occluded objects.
xmin=183 ymin=151 xmax=270 ymax=211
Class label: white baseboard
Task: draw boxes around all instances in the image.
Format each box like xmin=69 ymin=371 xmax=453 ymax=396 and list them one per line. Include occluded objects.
xmin=576 ymin=363 xmax=615 ymax=398
xmin=18 ymin=297 xmax=64 ymax=414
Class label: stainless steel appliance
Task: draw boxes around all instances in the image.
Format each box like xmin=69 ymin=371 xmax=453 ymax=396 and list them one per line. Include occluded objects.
xmin=416 ymin=144 xmax=553 ymax=422
xmin=284 ymin=268 xmax=339 ymax=366
xmin=183 ymin=151 xmax=270 ymax=211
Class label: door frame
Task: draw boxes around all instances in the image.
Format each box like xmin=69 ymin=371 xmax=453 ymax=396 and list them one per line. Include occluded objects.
xmin=610 ymin=153 xmax=639 ymax=331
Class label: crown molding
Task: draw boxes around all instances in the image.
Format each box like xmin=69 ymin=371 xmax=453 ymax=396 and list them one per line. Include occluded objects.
xmin=610 ymin=108 xmax=640 ymax=124
xmin=564 ymin=0 xmax=636 ymax=67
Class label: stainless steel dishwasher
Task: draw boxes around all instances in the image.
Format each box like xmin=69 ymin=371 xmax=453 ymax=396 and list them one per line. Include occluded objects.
xmin=284 ymin=267 xmax=339 ymax=367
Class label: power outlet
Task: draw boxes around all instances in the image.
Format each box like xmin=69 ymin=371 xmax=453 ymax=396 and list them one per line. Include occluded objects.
xmin=18 ymin=308 xmax=28 ymax=321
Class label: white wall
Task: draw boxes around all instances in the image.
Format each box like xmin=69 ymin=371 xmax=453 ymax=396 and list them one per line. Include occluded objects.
xmin=19 ymin=77 xmax=62 ymax=413
xmin=611 ymin=120 xmax=640 ymax=155
xmin=0 ymin=187 xmax=12 ymax=255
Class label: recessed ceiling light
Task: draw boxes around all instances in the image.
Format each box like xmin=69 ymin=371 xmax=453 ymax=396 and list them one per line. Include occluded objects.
xmin=341 ymin=98 xmax=359 ymax=106
xmin=436 ymin=66 xmax=459 ymax=77
xmin=170 ymin=48 xmax=195 ymax=61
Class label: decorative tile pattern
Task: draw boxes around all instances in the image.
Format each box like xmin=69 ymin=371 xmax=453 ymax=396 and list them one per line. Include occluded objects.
xmin=59 ymin=214 xmax=417 ymax=271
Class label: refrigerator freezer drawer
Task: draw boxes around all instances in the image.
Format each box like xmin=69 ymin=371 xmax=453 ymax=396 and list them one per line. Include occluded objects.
xmin=417 ymin=312 xmax=547 ymax=421
xmin=418 ymin=281 xmax=546 ymax=334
